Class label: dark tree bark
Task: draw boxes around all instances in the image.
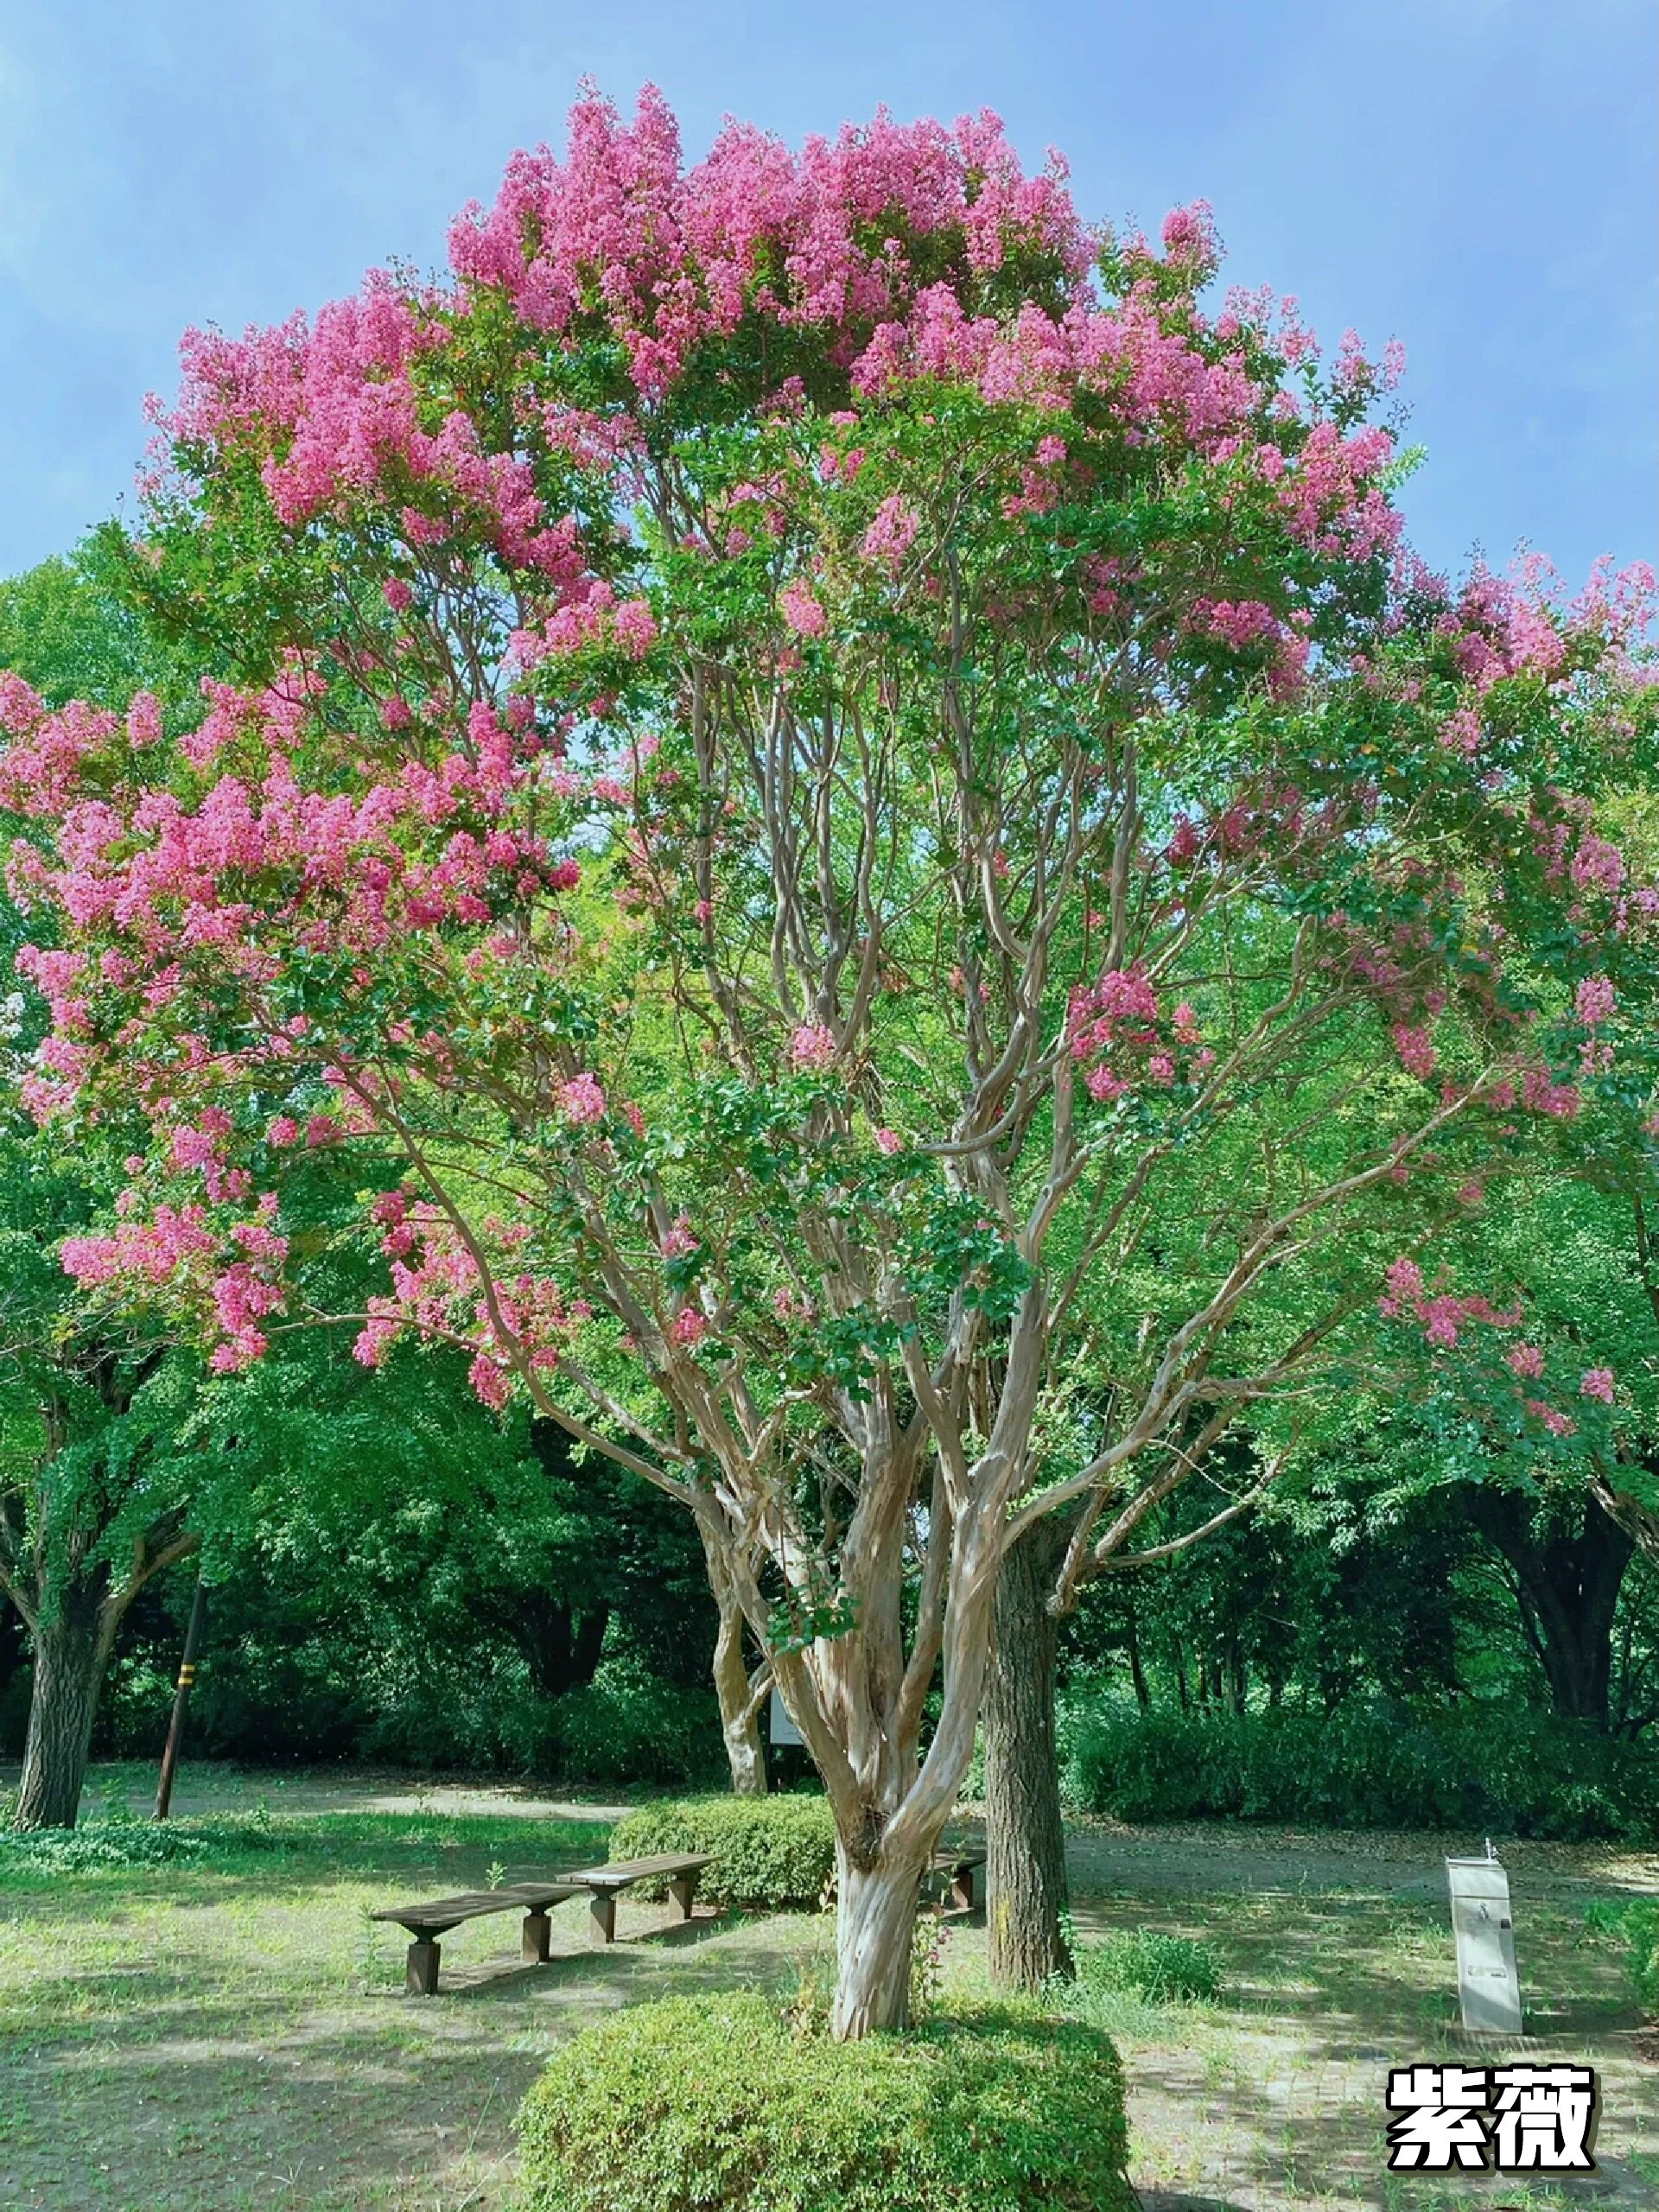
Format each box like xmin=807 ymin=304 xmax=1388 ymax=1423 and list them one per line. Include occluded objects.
xmin=3 ymin=1507 xmax=198 ymax=1832
xmin=14 ymin=1596 xmax=106 ymax=1830
xmin=512 ymin=1593 xmax=610 ymax=1698
xmin=1465 ymin=1487 xmax=1634 ymax=1727
xmin=1124 ymin=1601 xmax=1151 ymax=1708
xmin=983 ymin=1515 xmax=1073 ymax=1993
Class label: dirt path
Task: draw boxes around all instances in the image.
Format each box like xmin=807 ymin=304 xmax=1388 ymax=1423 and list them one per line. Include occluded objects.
xmin=1043 ymin=1813 xmax=1659 ymax=1905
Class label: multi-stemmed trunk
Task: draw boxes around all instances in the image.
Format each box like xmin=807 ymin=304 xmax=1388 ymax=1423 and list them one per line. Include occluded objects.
xmin=14 ymin=1597 xmax=111 ymax=1832
xmin=983 ymin=1515 xmax=1073 ymax=1993
xmin=1465 ymin=1486 xmax=1633 ymax=1726
xmin=771 ymin=1456 xmax=1022 ymax=2038
xmin=699 ymin=1510 xmax=768 ymax=1796
xmin=712 ymin=1586 xmax=768 ymax=1796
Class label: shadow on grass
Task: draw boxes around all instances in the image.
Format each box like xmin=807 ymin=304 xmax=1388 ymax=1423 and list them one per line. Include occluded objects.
xmin=2 ymin=1915 xmax=818 ymax=2212
xmin=4 ymin=2018 xmax=544 ymax=2212
xmin=1070 ymin=1888 xmax=1646 ymax=2062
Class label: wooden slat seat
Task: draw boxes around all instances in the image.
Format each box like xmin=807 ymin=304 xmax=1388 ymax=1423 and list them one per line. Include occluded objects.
xmin=370 ymin=1879 xmax=583 ymax=1993
xmin=559 ymin=1852 xmax=715 ymax=1945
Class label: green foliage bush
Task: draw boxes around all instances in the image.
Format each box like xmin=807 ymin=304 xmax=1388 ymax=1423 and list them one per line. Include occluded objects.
xmin=353 ymin=1657 xmax=724 ymax=1787
xmin=543 ymin=1662 xmax=724 ymax=1787
xmin=0 ymin=1822 xmax=207 ymax=1872
xmin=517 ymin=1993 xmax=1131 ymax=2212
xmin=1077 ymin=1929 xmax=1223 ymax=2004
xmin=1585 ymin=1898 xmax=1659 ymax=2017
xmin=0 ymin=1802 xmax=300 ymax=1877
xmin=1062 ymin=1694 xmax=1659 ymax=1843
xmin=606 ymin=1791 xmax=837 ymax=1907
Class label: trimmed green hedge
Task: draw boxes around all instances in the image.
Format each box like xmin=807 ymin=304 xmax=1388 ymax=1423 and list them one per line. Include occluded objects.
xmin=607 ymin=1792 xmax=838 ymax=1909
xmin=1062 ymin=1694 xmax=1659 ymax=1842
xmin=518 ymin=1993 xmax=1131 ymax=2212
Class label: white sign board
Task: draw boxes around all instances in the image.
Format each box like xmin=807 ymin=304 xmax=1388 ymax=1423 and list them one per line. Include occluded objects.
xmin=1446 ymin=1855 xmax=1523 ymax=2035
xmin=767 ymin=1686 xmax=803 ymax=1747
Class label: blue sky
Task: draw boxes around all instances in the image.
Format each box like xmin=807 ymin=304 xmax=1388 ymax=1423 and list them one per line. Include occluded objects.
xmin=1 ymin=0 xmax=1652 ymax=588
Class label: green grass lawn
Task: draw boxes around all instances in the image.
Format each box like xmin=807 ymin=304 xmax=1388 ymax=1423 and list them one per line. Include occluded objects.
xmin=3 ymin=1772 xmax=1658 ymax=2211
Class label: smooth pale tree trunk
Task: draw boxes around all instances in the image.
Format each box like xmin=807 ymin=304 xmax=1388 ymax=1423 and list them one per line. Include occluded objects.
xmin=699 ymin=1510 xmax=767 ymax=1796
xmin=830 ymin=1838 xmax=929 ymax=2037
xmin=14 ymin=1599 xmax=109 ymax=1832
xmin=983 ymin=1515 xmax=1074 ymax=1993
xmin=712 ymin=1586 xmax=768 ymax=1796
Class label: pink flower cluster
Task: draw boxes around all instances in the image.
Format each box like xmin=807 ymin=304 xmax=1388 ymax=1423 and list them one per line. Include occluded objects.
xmin=861 ymin=494 xmax=920 ymax=575
xmin=2 ymin=677 xmax=581 ymax=1006
xmin=150 ymin=86 xmax=1411 ymax=625
xmin=1391 ymin=1024 xmax=1437 ymax=1082
xmin=353 ymin=1197 xmax=585 ymax=1408
xmin=789 ymin=1023 xmax=838 ymax=1071
xmin=1274 ymin=423 xmax=1401 ymax=565
xmin=1185 ymin=596 xmax=1312 ymax=702
xmin=163 ymin=276 xmax=575 ymax=573
xmin=779 ymin=579 xmax=827 ymax=637
xmin=560 ymin=1071 xmax=607 ymax=1124
xmin=1067 ymin=967 xmax=1205 ymax=1105
xmin=1381 ymin=1262 xmax=1616 ymax=1444
xmin=446 ymin=90 xmax=1087 ymax=402
xmin=1376 ymin=1257 xmax=1521 ymax=1351
xmin=509 ymin=580 xmax=658 ymax=669
xmin=61 ymin=1196 xmax=290 ymax=1371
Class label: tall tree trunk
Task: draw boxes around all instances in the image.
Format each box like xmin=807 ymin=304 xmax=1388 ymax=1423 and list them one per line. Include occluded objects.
xmin=984 ymin=1516 xmax=1073 ymax=1993
xmin=1124 ymin=1602 xmax=1150 ymax=1708
xmin=14 ymin=1600 xmax=108 ymax=1831
xmin=830 ymin=1838 xmax=926 ymax=2037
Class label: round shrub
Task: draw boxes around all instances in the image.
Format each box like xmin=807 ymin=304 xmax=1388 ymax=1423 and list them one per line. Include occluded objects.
xmin=518 ymin=1992 xmax=1131 ymax=2212
xmin=606 ymin=1792 xmax=838 ymax=1909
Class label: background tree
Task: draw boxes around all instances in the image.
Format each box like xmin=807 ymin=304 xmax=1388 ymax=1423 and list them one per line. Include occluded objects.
xmin=0 ymin=1090 xmax=200 ymax=1827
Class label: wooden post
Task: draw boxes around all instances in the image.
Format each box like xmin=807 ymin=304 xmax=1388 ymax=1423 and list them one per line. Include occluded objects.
xmin=154 ymin=1573 xmax=208 ymax=1821
xmin=669 ymin=1872 xmax=696 ymax=1922
xmin=405 ymin=1938 xmax=442 ymax=1995
xmin=588 ymin=1891 xmax=617 ymax=1945
xmin=951 ymin=1864 xmax=977 ymax=1913
xmin=521 ymin=1910 xmax=552 ymax=1962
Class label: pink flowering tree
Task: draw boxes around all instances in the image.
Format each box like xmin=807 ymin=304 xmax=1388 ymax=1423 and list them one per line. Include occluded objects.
xmin=4 ymin=88 xmax=1656 ymax=2029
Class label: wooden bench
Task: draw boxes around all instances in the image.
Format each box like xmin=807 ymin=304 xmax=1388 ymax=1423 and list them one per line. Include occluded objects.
xmin=371 ymin=1879 xmax=583 ymax=1994
xmin=928 ymin=1844 xmax=987 ymax=1915
xmin=559 ymin=1852 xmax=715 ymax=1945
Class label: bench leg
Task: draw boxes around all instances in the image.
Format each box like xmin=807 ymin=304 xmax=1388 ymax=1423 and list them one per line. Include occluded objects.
xmin=588 ymin=1891 xmax=616 ymax=1946
xmin=950 ymin=1867 xmax=977 ymax=1914
xmin=522 ymin=1910 xmax=552 ymax=1963
xmin=669 ymin=1873 xmax=697 ymax=1923
xmin=405 ymin=1938 xmax=441 ymax=1995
